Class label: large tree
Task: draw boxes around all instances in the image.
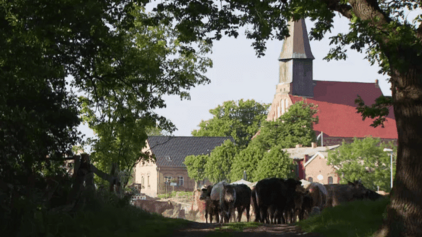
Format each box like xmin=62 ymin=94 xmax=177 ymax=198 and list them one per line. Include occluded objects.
xmin=328 ymin=136 xmax=397 ymax=192
xmin=151 ymin=1 xmax=422 ymax=234
xmin=192 ymin=99 xmax=269 ymax=148
xmin=79 ymin=5 xmax=212 ymax=188
xmin=230 ymin=101 xmax=318 ymax=181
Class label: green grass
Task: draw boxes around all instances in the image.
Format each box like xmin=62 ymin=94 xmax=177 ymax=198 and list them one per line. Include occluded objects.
xmin=157 ymin=191 xmax=193 ymax=199
xmin=12 ymin=191 xmax=190 ymax=237
xmin=297 ymin=197 xmax=390 ymax=237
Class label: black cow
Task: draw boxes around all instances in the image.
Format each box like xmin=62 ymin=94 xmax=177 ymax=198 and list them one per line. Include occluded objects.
xmin=299 ymin=192 xmax=314 ymax=220
xmin=199 ymin=185 xmax=220 ymax=223
xmin=211 ymin=181 xmax=236 ymax=223
xmin=232 ymin=184 xmax=251 ymax=222
xmin=253 ymin=178 xmax=301 ymax=224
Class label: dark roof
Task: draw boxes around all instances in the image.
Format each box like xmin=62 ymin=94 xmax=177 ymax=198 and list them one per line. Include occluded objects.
xmin=289 ymin=80 xmax=397 ymax=139
xmin=279 ymin=19 xmax=314 ymax=60
xmin=147 ymin=136 xmax=234 ymax=168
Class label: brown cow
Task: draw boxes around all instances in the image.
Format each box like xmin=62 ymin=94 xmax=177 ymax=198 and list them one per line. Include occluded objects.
xmin=324 ymin=180 xmax=368 ymax=207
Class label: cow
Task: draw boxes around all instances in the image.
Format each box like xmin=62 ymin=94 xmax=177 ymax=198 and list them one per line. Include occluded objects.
xmin=232 ymin=184 xmax=251 ymax=222
xmin=253 ymin=178 xmax=302 ymax=224
xmin=299 ymin=192 xmax=314 ymax=220
xmin=199 ymin=185 xmax=220 ymax=223
xmin=364 ymin=189 xmax=384 ymax=200
xmin=324 ymin=180 xmax=369 ymax=207
xmin=211 ymin=181 xmax=236 ymax=223
xmin=306 ymin=182 xmax=328 ymax=211
xmin=281 ymin=179 xmax=306 ymax=224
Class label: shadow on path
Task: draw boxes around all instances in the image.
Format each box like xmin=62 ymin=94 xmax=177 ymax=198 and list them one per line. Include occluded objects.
xmin=172 ymin=222 xmax=324 ymax=237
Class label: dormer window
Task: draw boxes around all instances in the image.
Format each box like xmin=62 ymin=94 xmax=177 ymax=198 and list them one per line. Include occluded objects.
xmin=165 ymin=156 xmax=171 ymax=161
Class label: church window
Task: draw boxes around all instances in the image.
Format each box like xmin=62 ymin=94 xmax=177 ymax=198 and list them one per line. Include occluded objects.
xmin=281 ymin=99 xmax=285 ymax=115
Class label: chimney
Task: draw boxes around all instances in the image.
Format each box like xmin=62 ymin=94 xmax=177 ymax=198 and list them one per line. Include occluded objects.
xmin=311 ymin=142 xmax=317 ymax=148
xmin=304 ymin=154 xmax=309 ymax=162
xmin=375 ymin=79 xmax=379 ymax=88
xmin=295 ymin=144 xmax=302 ymax=148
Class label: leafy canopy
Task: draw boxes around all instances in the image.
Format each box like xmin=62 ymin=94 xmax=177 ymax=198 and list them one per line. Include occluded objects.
xmin=204 ymin=139 xmax=238 ymax=183
xmin=327 ymin=136 xmax=397 ymax=192
xmin=230 ymin=101 xmax=318 ymax=181
xmin=253 ymin=144 xmax=296 ymax=182
xmin=192 ymin=99 xmax=269 ymax=148
xmin=184 ymin=154 xmax=208 ymax=183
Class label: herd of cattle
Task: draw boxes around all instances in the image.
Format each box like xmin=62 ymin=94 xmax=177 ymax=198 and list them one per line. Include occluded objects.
xmin=199 ymin=178 xmax=385 ymax=224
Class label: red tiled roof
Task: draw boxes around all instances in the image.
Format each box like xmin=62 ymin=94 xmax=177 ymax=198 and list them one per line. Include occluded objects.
xmin=290 ymin=81 xmax=397 ymax=139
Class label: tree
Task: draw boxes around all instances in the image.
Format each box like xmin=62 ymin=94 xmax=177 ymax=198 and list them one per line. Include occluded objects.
xmin=192 ymin=99 xmax=270 ymax=148
xmin=204 ymin=139 xmax=237 ymax=183
xmin=229 ymin=143 xmax=266 ymax=182
xmin=230 ymin=101 xmax=317 ymax=181
xmin=151 ymin=1 xmax=422 ymax=234
xmin=77 ymin=4 xmax=212 ymax=188
xmin=184 ymin=154 xmax=208 ymax=189
xmin=253 ymin=144 xmax=296 ymax=181
xmin=328 ymin=136 xmax=397 ymax=192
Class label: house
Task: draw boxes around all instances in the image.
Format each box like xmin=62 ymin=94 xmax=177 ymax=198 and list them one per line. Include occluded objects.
xmin=283 ymin=142 xmax=341 ymax=184
xmin=134 ymin=136 xmax=233 ymax=197
xmin=267 ymin=18 xmax=398 ymax=146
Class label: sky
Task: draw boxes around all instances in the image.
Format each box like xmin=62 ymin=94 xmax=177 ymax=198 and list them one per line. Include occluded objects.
xmin=78 ymin=10 xmax=421 ymax=143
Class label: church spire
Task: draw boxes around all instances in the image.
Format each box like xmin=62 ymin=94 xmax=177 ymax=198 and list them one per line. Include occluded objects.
xmin=279 ymin=18 xmax=314 ymax=60
xmin=277 ymin=18 xmax=314 ymax=98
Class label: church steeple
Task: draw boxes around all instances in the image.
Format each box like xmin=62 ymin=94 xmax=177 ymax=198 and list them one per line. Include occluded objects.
xmin=279 ymin=19 xmax=314 ymax=60
xmin=278 ymin=18 xmax=314 ymax=97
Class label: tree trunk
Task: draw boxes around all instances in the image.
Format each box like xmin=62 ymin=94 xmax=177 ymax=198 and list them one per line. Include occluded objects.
xmin=375 ymin=62 xmax=422 ymax=236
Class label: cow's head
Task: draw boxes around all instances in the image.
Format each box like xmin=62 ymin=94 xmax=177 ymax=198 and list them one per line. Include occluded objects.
xmin=199 ymin=185 xmax=212 ymax=200
xmin=224 ymin=184 xmax=236 ymax=203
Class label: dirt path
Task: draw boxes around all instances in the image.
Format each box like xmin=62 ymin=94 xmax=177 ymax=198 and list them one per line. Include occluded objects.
xmin=171 ymin=222 xmax=324 ymax=237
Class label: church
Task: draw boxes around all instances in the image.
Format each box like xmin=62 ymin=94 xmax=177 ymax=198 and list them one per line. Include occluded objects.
xmin=267 ymin=19 xmax=398 ymax=146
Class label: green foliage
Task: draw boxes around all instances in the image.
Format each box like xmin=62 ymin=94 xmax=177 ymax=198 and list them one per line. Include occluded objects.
xmin=184 ymin=154 xmax=208 ymax=182
xmin=229 ymin=143 xmax=266 ymax=182
xmin=327 ymin=137 xmax=397 ymax=192
xmin=205 ymin=140 xmax=238 ymax=183
xmin=78 ymin=4 xmax=212 ymax=187
xmin=253 ymin=145 xmax=296 ymax=181
xmin=230 ymin=101 xmax=317 ymax=181
xmin=192 ymin=99 xmax=270 ymax=148
xmin=297 ymin=197 xmax=390 ymax=237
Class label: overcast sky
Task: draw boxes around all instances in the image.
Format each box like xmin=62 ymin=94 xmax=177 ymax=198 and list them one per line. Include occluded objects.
xmin=78 ymin=10 xmax=421 ymax=143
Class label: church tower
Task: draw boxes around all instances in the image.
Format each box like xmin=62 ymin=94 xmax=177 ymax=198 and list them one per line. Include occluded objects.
xmin=268 ymin=19 xmax=315 ymax=121
xmin=277 ymin=18 xmax=314 ymax=97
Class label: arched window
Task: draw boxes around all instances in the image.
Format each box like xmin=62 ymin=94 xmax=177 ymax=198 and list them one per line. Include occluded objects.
xmin=141 ymin=176 xmax=144 ymax=186
xmin=328 ymin=176 xmax=333 ymax=184
xmin=308 ymin=177 xmax=313 ymax=182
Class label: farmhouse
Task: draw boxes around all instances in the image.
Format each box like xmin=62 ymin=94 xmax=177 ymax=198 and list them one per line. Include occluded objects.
xmin=134 ymin=136 xmax=233 ymax=197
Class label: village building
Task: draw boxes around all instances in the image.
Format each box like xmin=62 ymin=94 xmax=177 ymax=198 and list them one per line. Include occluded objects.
xmin=269 ymin=19 xmax=398 ymax=182
xmin=134 ymin=136 xmax=233 ymax=197
xmin=283 ymin=142 xmax=341 ymax=184
xmin=267 ymin=18 xmax=398 ymax=146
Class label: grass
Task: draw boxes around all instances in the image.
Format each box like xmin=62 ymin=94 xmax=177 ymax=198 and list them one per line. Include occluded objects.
xmin=157 ymin=191 xmax=193 ymax=199
xmin=297 ymin=197 xmax=390 ymax=237
xmin=10 ymin=191 xmax=190 ymax=237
